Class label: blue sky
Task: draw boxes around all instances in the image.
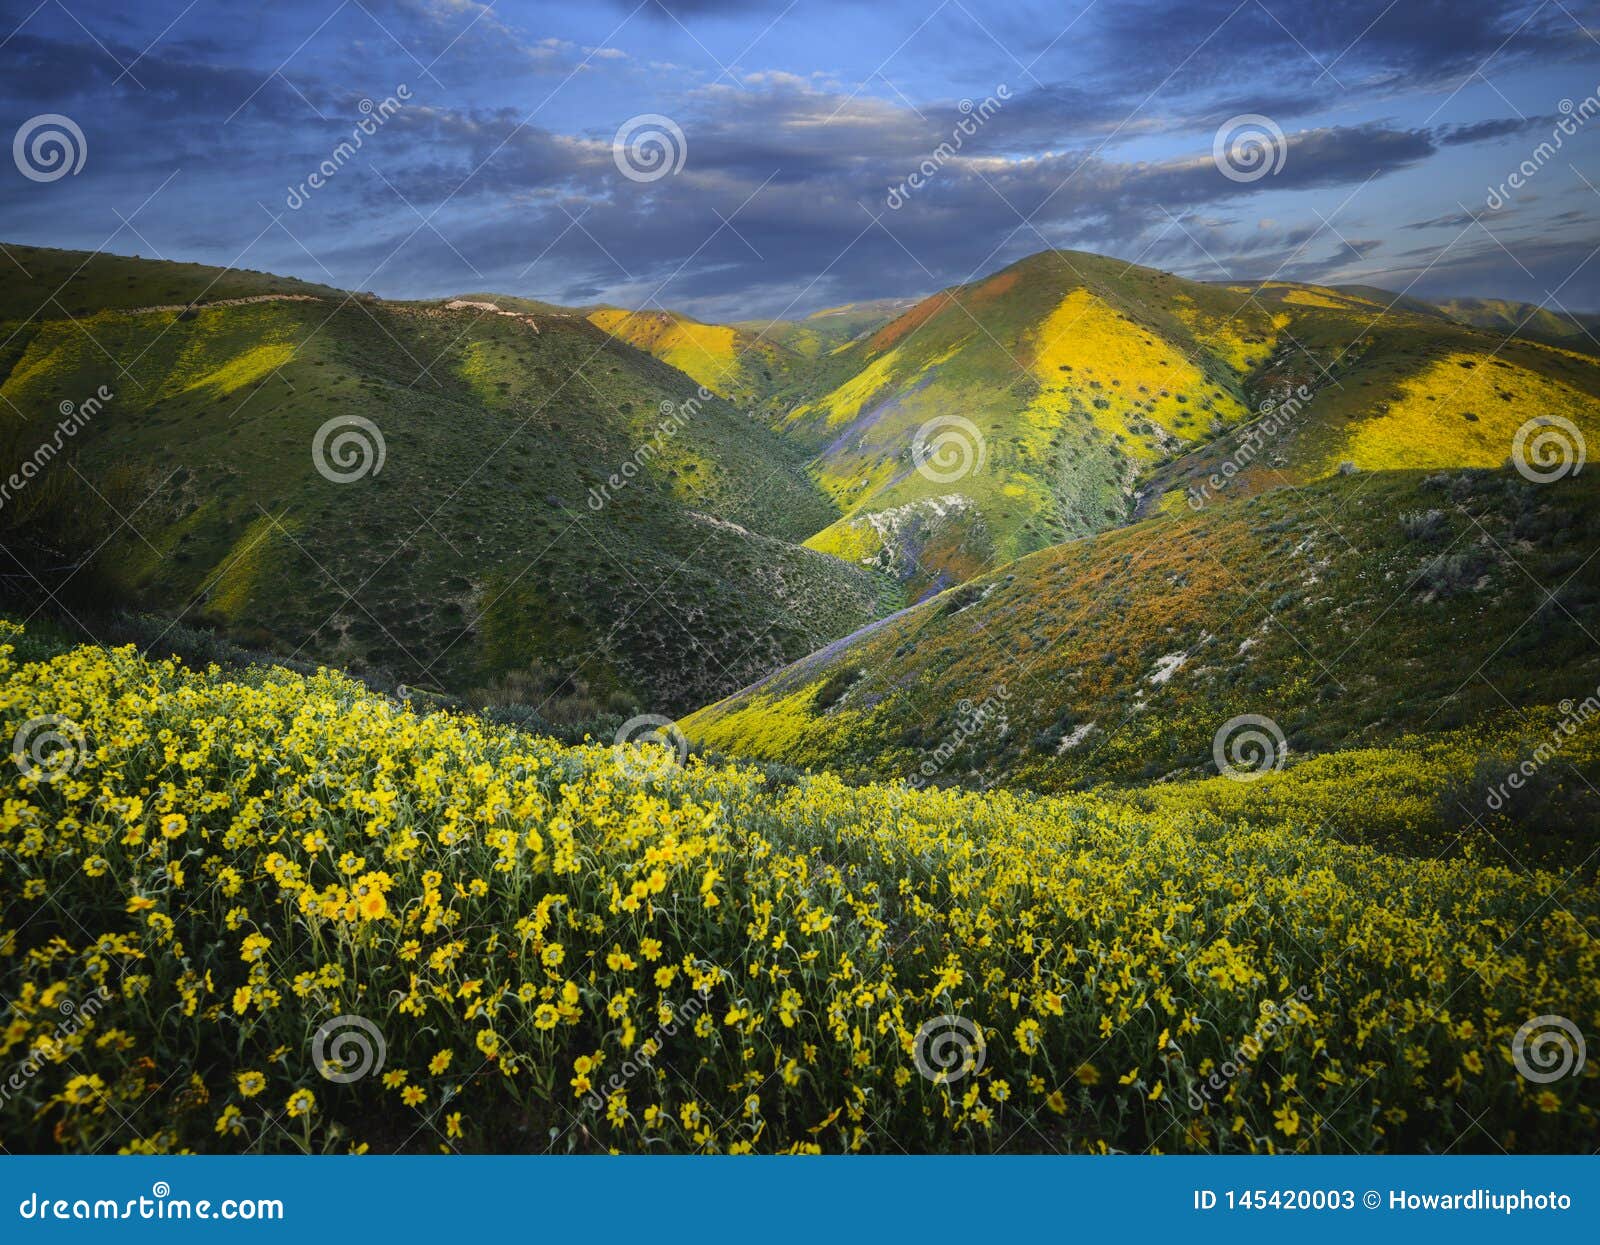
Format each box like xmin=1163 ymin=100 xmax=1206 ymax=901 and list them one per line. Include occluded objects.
xmin=3 ymin=0 xmax=1598 ymax=318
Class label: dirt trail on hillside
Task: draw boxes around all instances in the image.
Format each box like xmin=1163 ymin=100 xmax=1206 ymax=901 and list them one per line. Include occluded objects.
xmin=120 ymin=293 xmax=326 ymax=315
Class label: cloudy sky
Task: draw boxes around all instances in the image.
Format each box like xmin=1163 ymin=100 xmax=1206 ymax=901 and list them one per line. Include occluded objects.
xmin=3 ymin=0 xmax=1599 ymax=319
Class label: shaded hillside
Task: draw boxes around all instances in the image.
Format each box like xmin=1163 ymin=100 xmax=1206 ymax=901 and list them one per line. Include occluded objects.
xmin=1433 ymin=296 xmax=1600 ymax=355
xmin=685 ymin=469 xmax=1600 ymax=791
xmin=0 ymin=249 xmax=887 ymax=712
xmin=0 ymin=243 xmax=346 ymax=322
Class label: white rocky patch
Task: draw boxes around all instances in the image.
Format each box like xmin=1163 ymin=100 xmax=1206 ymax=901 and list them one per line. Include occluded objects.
xmin=1056 ymin=722 xmax=1096 ymax=753
xmin=690 ymin=512 xmax=755 ymax=537
xmin=1147 ymin=651 xmax=1188 ymax=684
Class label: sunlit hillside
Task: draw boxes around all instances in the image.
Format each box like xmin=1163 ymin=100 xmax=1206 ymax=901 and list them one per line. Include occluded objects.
xmin=685 ymin=468 xmax=1600 ymax=799
xmin=586 ymin=307 xmax=805 ymax=413
xmin=773 ymin=255 xmax=1600 ymax=601
xmin=731 ymin=298 xmax=919 ymax=358
xmin=3 ymin=621 xmax=1594 ymax=1154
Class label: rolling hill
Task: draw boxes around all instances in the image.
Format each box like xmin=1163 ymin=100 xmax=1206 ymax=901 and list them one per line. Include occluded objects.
xmin=585 ymin=299 xmax=918 ymax=412
xmin=684 ymin=467 xmax=1600 ymax=800
xmin=1433 ymin=296 xmax=1600 ymax=355
xmin=761 ymin=252 xmax=1600 ymax=602
xmin=584 ymin=307 xmax=805 ymax=414
xmin=0 ymin=245 xmax=890 ymax=713
xmin=731 ymin=297 xmax=919 ymax=357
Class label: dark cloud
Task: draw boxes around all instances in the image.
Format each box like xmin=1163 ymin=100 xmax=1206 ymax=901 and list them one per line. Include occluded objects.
xmin=1353 ymin=231 xmax=1600 ymax=308
xmin=1436 ymin=116 xmax=1552 ymax=145
xmin=1094 ymin=0 xmax=1579 ymax=96
xmin=1402 ymin=209 xmax=1487 ymax=231
xmin=3 ymin=0 xmax=1596 ymax=317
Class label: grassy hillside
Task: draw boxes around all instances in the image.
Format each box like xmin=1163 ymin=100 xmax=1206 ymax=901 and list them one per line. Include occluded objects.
xmin=0 ymin=243 xmax=346 ymax=321
xmin=0 ymin=248 xmax=886 ymax=712
xmin=685 ymin=468 xmax=1600 ymax=795
xmin=4 ymin=622 xmax=1595 ymax=1154
xmin=732 ymin=298 xmax=919 ymax=359
xmin=586 ymin=307 xmax=804 ymax=413
xmin=583 ymin=298 xmax=916 ymax=423
xmin=768 ymin=253 xmax=1600 ymax=602
xmin=1434 ymin=296 xmax=1600 ymax=354
xmin=1137 ymin=301 xmax=1600 ymax=516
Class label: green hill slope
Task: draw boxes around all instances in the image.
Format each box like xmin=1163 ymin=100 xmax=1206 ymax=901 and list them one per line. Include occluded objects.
xmin=1433 ymin=296 xmax=1600 ymax=355
xmin=771 ymin=253 xmax=1600 ymax=602
xmin=0 ymin=248 xmax=886 ymax=712
xmin=585 ymin=307 xmax=804 ymax=413
xmin=685 ymin=468 xmax=1600 ymax=794
xmin=1137 ymin=299 xmax=1600 ymax=517
xmin=732 ymin=298 xmax=919 ymax=358
xmin=0 ymin=242 xmax=346 ymax=320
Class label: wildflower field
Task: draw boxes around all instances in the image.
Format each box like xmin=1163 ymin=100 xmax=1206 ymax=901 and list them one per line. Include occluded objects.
xmin=2 ymin=621 xmax=1596 ymax=1154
